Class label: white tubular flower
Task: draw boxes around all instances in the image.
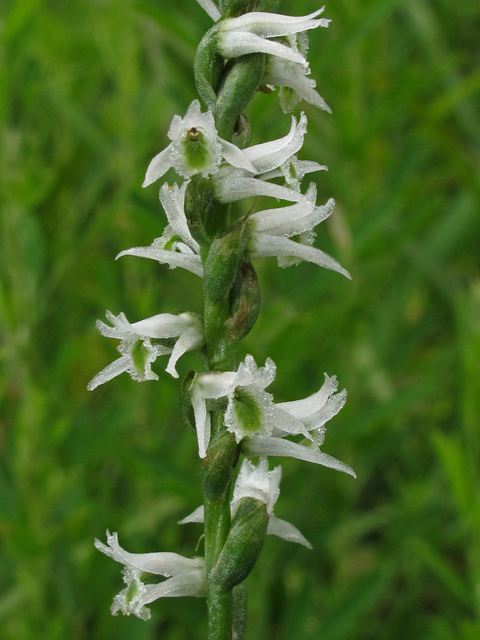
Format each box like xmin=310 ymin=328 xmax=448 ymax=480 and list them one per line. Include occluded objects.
xmin=179 ymin=458 xmax=312 ymax=548
xmin=95 ymin=531 xmax=205 ymax=621
xmin=87 ymin=311 xmax=204 ymax=390
xmin=214 ymin=113 xmax=312 ymax=204
xmin=143 ymin=100 xmax=255 ymax=187
xmin=195 ymin=0 xmax=220 ymax=21
xmin=218 ymin=9 xmax=330 ymax=67
xmin=191 ymin=371 xmax=238 ymax=458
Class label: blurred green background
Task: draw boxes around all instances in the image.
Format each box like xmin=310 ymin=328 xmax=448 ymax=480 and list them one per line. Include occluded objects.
xmin=1 ymin=0 xmax=479 ymax=638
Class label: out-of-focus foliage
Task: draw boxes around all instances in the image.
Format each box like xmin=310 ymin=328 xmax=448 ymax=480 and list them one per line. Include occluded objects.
xmin=0 ymin=0 xmax=479 ymax=638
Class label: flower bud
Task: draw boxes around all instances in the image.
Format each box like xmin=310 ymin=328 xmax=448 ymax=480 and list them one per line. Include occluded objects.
xmin=203 ymin=218 xmax=250 ymax=302
xmin=215 ymin=53 xmax=266 ymax=140
xmin=209 ymin=497 xmax=268 ymax=591
xmin=228 ymin=260 xmax=261 ymax=341
xmin=184 ymin=176 xmax=218 ymax=248
xmin=203 ymin=430 xmax=239 ymax=500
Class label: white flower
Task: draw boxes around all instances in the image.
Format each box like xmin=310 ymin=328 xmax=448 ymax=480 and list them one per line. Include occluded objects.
xmin=242 ymin=373 xmax=356 ymax=477
xmin=263 ymin=28 xmax=331 ymax=114
xmin=248 ymin=184 xmax=351 ymax=278
xmin=265 ymin=57 xmax=331 ymax=114
xmin=117 ymin=183 xmax=203 ymax=277
xmin=194 ymin=0 xmax=220 ymax=21
xmin=95 ymin=531 xmax=205 ymax=620
xmin=218 ymin=9 xmax=330 ymax=68
xmin=214 ymin=113 xmax=312 ymax=204
xmin=179 ymin=458 xmax=312 ymax=548
xmin=87 ymin=310 xmax=204 ymax=390
xmin=143 ymin=100 xmax=255 ymax=187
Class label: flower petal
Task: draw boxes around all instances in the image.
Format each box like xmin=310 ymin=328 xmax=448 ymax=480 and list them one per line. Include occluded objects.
xmin=178 ymin=505 xmax=205 ymax=525
xmin=195 ymin=0 xmax=220 ymax=22
xmin=221 ymin=9 xmax=329 ymax=38
xmin=303 ymin=389 xmax=348 ymax=430
xmin=267 ymin=515 xmax=312 ymax=548
xmin=216 ymin=174 xmax=305 ymax=203
xmin=251 ymin=234 xmax=351 ymax=279
xmin=87 ymin=356 xmax=130 ymax=391
xmin=116 ymin=245 xmax=203 ymax=277
xmin=94 ymin=531 xmax=204 ymax=576
xmin=142 ymin=571 xmax=206 ymax=601
xmin=244 ymin=114 xmax=307 ymax=174
xmin=160 ymin=183 xmax=199 ymax=253
xmin=165 ymin=324 xmax=205 ymax=379
xmin=277 ymin=372 xmax=339 ymax=419
xmin=192 ymin=386 xmax=210 ymax=459
xmin=219 ymin=31 xmax=307 ymax=67
xmin=242 ymin=436 xmax=356 ymax=477
xmin=219 ymin=138 xmax=257 ymax=172
xmin=143 ymin=145 xmax=173 ymax=188
xmin=265 ymin=58 xmax=331 ymax=114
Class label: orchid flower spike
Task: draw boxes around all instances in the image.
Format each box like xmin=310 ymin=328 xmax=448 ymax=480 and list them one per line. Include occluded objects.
xmin=95 ymin=531 xmax=205 ymax=620
xmin=217 ymin=9 xmax=330 ymax=68
xmin=117 ymin=182 xmax=203 ymax=277
xmin=143 ymin=100 xmax=255 ymax=187
xmin=87 ymin=310 xmax=204 ymax=390
xmin=179 ymin=458 xmax=312 ymax=548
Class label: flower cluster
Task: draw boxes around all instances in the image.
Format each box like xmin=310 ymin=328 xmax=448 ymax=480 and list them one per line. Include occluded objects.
xmin=117 ymin=106 xmax=350 ymax=280
xmin=90 ymin=1 xmax=354 ymax=626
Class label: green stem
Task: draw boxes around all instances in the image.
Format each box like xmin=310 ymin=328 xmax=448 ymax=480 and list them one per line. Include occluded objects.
xmin=204 ymin=413 xmax=235 ymax=640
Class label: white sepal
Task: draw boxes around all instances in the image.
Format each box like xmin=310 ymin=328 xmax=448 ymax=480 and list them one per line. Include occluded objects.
xmin=242 ymin=436 xmax=356 ymax=478
xmin=192 ymin=371 xmax=238 ymax=458
xmin=195 ymin=0 xmax=220 ymax=21
xmin=215 ymin=172 xmax=305 ymax=204
xmin=267 ymin=515 xmax=312 ymax=548
xmin=160 ymin=182 xmax=199 ymax=253
xmin=116 ymin=231 xmax=203 ymax=278
xmin=220 ymin=9 xmax=329 ymax=38
xmin=251 ymin=233 xmax=351 ymax=279
xmin=243 ymin=113 xmax=307 ymax=174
